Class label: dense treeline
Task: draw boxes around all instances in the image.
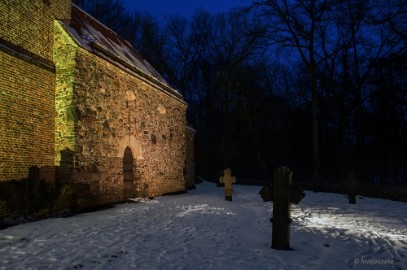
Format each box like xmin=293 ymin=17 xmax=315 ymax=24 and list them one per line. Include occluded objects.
xmin=74 ymin=0 xmax=406 ymax=186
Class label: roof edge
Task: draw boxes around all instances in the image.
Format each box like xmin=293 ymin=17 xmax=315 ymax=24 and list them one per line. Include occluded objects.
xmin=89 ymin=41 xmax=185 ymax=102
xmin=63 ymin=4 xmax=185 ymax=103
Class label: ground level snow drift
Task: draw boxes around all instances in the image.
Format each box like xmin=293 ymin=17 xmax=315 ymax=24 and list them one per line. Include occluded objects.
xmin=0 ymin=181 xmax=406 ymax=269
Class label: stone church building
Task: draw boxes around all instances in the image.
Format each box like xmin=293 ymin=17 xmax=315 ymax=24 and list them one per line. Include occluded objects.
xmin=0 ymin=0 xmax=195 ymax=205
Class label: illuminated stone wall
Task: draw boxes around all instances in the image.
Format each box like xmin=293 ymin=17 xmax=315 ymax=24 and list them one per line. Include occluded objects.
xmin=1 ymin=1 xmax=192 ymax=204
xmin=54 ymin=22 xmax=188 ymax=202
xmin=53 ymin=21 xmax=78 ymax=166
xmin=185 ymin=126 xmax=196 ymax=189
xmin=0 ymin=0 xmax=71 ymax=181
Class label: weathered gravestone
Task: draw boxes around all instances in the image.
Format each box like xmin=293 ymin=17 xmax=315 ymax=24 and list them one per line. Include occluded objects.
xmin=347 ymin=171 xmax=358 ymax=204
xmin=219 ymin=168 xmax=236 ymax=201
xmin=259 ymin=166 xmax=305 ymax=250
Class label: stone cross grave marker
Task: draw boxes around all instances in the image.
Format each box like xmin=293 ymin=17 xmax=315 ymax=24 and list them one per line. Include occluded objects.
xmin=219 ymin=168 xmax=236 ymax=201
xmin=259 ymin=166 xmax=305 ymax=250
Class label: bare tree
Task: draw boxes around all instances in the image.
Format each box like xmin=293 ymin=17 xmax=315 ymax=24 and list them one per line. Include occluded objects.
xmin=248 ymin=0 xmax=337 ymax=186
xmin=318 ymin=0 xmax=406 ymax=180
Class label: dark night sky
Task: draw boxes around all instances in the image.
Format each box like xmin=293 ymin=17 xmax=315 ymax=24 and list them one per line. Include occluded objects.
xmin=121 ymin=0 xmax=250 ymax=19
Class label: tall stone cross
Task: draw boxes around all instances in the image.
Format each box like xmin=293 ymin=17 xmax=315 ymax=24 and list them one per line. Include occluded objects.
xmin=219 ymin=168 xmax=236 ymax=201
xmin=259 ymin=166 xmax=305 ymax=250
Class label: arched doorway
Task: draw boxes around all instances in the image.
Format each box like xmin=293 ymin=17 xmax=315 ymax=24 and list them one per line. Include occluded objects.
xmin=123 ymin=147 xmax=135 ymax=198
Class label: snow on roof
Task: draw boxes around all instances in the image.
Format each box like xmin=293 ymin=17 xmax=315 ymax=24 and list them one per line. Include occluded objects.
xmin=61 ymin=5 xmax=183 ymax=100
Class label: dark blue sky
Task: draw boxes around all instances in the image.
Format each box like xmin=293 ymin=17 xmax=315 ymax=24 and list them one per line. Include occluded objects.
xmin=121 ymin=0 xmax=250 ymax=19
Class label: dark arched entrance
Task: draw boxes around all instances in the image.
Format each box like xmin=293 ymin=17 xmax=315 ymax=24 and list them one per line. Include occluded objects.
xmin=123 ymin=147 xmax=135 ymax=198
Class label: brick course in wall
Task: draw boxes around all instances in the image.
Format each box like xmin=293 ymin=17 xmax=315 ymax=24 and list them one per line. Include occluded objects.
xmin=0 ymin=0 xmax=71 ymax=61
xmin=0 ymin=50 xmax=55 ymax=181
xmin=0 ymin=0 xmax=71 ymax=182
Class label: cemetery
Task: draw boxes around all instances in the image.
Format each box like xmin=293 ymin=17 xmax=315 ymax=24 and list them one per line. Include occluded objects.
xmin=1 ymin=0 xmax=406 ymax=269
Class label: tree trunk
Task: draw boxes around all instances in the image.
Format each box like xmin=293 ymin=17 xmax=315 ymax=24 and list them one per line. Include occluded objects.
xmin=309 ymin=18 xmax=320 ymax=190
xmin=311 ymin=66 xmax=320 ymax=190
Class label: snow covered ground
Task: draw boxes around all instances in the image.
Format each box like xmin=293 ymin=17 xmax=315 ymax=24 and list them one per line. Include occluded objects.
xmin=0 ymin=181 xmax=406 ymax=270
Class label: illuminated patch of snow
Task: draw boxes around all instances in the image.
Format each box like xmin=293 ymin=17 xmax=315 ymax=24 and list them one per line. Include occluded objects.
xmin=0 ymin=182 xmax=406 ymax=269
xmin=175 ymin=204 xmax=236 ymax=217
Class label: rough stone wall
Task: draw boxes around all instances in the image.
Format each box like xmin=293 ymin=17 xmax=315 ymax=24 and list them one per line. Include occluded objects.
xmin=53 ymin=35 xmax=188 ymax=202
xmin=185 ymin=126 xmax=196 ymax=189
xmin=53 ymin=21 xmax=78 ymax=168
xmin=0 ymin=0 xmax=71 ymax=62
xmin=74 ymin=49 xmax=187 ymax=201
